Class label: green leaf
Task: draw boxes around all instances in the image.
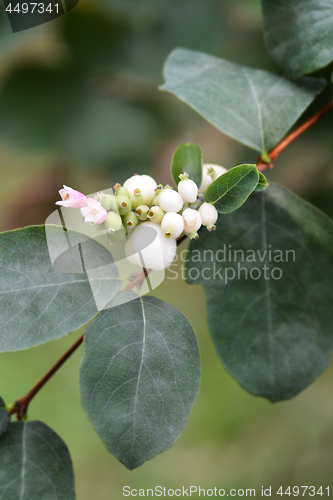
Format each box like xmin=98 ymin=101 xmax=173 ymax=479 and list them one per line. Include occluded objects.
xmin=0 ymin=421 xmax=75 ymax=499
xmin=80 ymin=296 xmax=200 ymax=470
xmin=0 ymin=397 xmax=9 ymax=436
xmin=171 ymin=142 xmax=202 ymax=188
xmin=262 ymin=0 xmax=333 ymax=78
xmin=0 ymin=225 xmax=121 ymax=353
xmin=161 ymin=48 xmax=326 ymax=155
xmin=255 ymin=172 xmax=269 ymax=192
xmin=186 ymin=184 xmax=333 ymax=402
xmin=204 ymin=164 xmax=259 ymax=213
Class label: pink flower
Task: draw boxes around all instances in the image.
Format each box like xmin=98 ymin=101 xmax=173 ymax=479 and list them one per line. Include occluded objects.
xmin=80 ymin=198 xmax=107 ymax=224
xmin=56 ymin=185 xmax=87 ymax=208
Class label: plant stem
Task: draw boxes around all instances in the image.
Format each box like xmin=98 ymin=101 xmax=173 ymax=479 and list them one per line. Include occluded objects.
xmin=176 ymin=233 xmax=188 ymax=246
xmin=257 ymin=100 xmax=333 ymax=171
xmin=9 ymin=333 xmax=84 ymax=420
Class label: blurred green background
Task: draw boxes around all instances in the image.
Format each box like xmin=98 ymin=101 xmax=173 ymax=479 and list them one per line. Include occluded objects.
xmin=1 ymin=0 xmax=333 ymax=498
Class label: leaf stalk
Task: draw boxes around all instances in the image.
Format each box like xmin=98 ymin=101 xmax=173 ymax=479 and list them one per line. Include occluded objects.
xmin=257 ymin=100 xmax=333 ymax=171
xmin=9 ymin=334 xmax=84 ymax=420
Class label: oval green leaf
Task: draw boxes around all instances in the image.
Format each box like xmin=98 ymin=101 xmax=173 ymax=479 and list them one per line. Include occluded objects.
xmin=0 ymin=225 xmax=121 ymax=352
xmin=80 ymin=296 xmax=200 ymax=470
xmin=186 ymin=184 xmax=333 ymax=402
xmin=171 ymin=142 xmax=202 ymax=188
xmin=262 ymin=0 xmax=333 ymax=78
xmin=0 ymin=421 xmax=75 ymax=499
xmin=0 ymin=397 xmax=9 ymax=436
xmin=161 ymin=48 xmax=326 ymax=155
xmin=255 ymin=172 xmax=269 ymax=192
xmin=204 ymin=164 xmax=259 ymax=213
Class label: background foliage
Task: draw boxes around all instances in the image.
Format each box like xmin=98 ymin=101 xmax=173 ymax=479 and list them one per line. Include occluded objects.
xmin=1 ymin=0 xmax=333 ymax=498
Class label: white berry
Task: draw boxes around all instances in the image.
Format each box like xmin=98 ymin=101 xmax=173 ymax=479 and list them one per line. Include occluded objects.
xmin=198 ymin=202 xmax=218 ymax=231
xmin=158 ymin=188 xmax=183 ymax=213
xmin=199 ymin=164 xmax=228 ymax=193
xmin=182 ymin=208 xmax=202 ymax=239
xmin=123 ymin=175 xmax=157 ymax=205
xmin=161 ymin=212 xmax=184 ymax=239
xmin=178 ymin=174 xmax=198 ymax=203
xmin=141 ymin=175 xmax=158 ymax=191
xmin=125 ymin=222 xmax=177 ymax=271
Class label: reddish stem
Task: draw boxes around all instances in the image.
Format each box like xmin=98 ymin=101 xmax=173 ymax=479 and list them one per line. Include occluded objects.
xmin=9 ymin=334 xmax=84 ymax=420
xmin=257 ymin=100 xmax=333 ymax=171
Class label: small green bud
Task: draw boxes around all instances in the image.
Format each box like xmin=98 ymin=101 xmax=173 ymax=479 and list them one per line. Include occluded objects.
xmin=130 ymin=189 xmax=144 ymax=209
xmin=101 ymin=194 xmax=117 ymax=212
xmin=107 ymin=226 xmax=126 ymax=244
xmin=147 ymin=205 xmax=164 ymax=224
xmin=135 ymin=205 xmax=149 ymax=221
xmin=104 ymin=212 xmax=123 ymax=234
xmin=116 ymin=194 xmax=132 ymax=215
xmin=116 ymin=186 xmax=130 ymax=198
xmin=123 ymin=211 xmax=139 ymax=228
xmin=207 ymin=223 xmax=216 ymax=232
xmin=113 ymin=183 xmax=130 ymax=197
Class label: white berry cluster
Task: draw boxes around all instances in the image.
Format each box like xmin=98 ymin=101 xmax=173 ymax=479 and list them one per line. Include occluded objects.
xmin=56 ymin=164 xmax=227 ymax=270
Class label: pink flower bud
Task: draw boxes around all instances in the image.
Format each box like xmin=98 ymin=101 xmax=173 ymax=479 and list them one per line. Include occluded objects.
xmin=80 ymin=198 xmax=107 ymax=225
xmin=56 ymin=185 xmax=87 ymax=208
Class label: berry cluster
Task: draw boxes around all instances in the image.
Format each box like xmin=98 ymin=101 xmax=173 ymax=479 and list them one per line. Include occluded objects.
xmin=56 ymin=164 xmax=227 ymax=270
